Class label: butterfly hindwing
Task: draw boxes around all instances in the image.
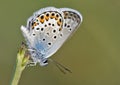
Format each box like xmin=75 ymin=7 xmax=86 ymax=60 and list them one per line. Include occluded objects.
xmin=26 ymin=7 xmax=64 ymax=52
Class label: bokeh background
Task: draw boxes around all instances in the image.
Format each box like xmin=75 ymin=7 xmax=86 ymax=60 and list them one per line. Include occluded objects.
xmin=0 ymin=0 xmax=120 ymax=85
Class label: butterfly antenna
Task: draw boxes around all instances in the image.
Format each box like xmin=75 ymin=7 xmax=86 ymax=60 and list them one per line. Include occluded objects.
xmin=49 ymin=59 xmax=72 ymax=74
xmin=53 ymin=61 xmax=66 ymax=74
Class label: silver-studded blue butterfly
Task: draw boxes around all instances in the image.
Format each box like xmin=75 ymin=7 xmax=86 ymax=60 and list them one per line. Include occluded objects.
xmin=21 ymin=7 xmax=83 ymax=67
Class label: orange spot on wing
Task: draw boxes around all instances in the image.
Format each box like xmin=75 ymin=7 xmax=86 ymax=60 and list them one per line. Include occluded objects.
xmin=55 ymin=17 xmax=59 ymax=20
xmin=50 ymin=15 xmax=56 ymax=19
xmin=40 ymin=19 xmax=44 ymax=23
xmin=57 ymin=21 xmax=62 ymax=26
xmin=57 ymin=18 xmax=62 ymax=26
xmin=38 ymin=17 xmax=44 ymax=24
xmin=45 ymin=16 xmax=49 ymax=21
xmin=32 ymin=22 xmax=38 ymax=29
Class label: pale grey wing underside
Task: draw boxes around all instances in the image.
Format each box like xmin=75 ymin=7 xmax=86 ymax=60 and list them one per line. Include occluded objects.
xmin=20 ymin=7 xmax=83 ymax=66
xmin=21 ymin=7 xmax=64 ymax=53
xmin=44 ymin=8 xmax=83 ymax=58
xmin=21 ymin=7 xmax=83 ymax=59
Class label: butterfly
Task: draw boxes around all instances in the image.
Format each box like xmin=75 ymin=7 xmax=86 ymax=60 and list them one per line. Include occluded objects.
xmin=21 ymin=7 xmax=83 ymax=68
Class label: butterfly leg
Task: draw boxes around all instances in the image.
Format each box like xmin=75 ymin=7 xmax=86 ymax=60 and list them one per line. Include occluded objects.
xmin=27 ymin=61 xmax=37 ymax=67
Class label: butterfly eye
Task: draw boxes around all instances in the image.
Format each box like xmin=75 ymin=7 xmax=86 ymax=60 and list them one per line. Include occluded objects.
xmin=43 ymin=59 xmax=48 ymax=63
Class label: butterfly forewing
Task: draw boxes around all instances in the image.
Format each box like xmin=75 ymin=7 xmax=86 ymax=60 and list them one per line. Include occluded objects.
xmin=44 ymin=8 xmax=83 ymax=58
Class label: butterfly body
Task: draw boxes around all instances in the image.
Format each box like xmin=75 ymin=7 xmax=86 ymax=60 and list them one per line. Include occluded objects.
xmin=21 ymin=7 xmax=83 ymax=66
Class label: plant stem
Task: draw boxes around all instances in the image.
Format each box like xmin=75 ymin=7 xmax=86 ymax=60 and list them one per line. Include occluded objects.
xmin=11 ymin=60 xmax=24 ymax=85
xmin=11 ymin=43 xmax=30 ymax=85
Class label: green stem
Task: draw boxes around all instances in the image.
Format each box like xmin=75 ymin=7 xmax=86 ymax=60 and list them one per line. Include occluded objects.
xmin=11 ymin=43 xmax=30 ymax=85
xmin=11 ymin=60 xmax=24 ymax=85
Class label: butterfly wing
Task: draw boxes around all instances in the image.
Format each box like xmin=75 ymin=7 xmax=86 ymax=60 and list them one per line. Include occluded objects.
xmin=21 ymin=7 xmax=64 ymax=58
xmin=44 ymin=8 xmax=83 ymax=58
xmin=20 ymin=7 xmax=83 ymax=65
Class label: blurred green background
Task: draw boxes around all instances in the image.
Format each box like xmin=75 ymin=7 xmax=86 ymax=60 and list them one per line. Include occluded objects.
xmin=0 ymin=0 xmax=120 ymax=85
